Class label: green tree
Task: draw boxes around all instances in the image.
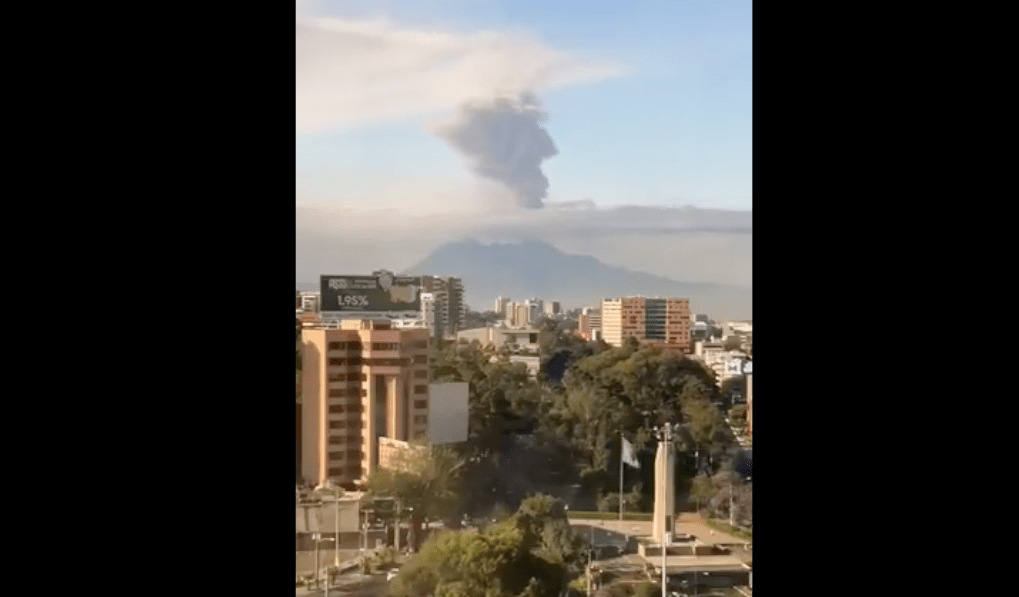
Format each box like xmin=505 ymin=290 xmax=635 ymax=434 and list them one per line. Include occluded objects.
xmin=688 ymin=473 xmax=714 ymax=511
xmin=366 ymin=443 xmax=466 ymax=547
xmin=510 ymin=494 xmax=583 ymax=565
xmin=389 ymin=511 xmax=570 ymax=597
xmin=541 ymin=344 xmax=732 ymax=506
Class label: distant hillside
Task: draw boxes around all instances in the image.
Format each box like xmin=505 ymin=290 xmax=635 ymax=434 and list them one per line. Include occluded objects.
xmin=399 ymin=239 xmax=752 ymax=318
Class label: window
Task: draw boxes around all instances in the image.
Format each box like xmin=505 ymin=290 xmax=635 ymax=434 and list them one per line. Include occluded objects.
xmin=328 ymin=436 xmax=345 ymax=444
xmin=414 ymin=369 xmax=428 ymax=379
xmin=328 ymin=389 xmax=346 ymax=398
xmin=371 ymin=343 xmax=399 ymax=351
xmin=328 ymin=342 xmax=340 ymax=350
xmin=414 ymin=385 xmax=427 ymax=394
xmin=329 ymin=451 xmax=345 ymax=461
xmin=347 ymin=450 xmax=362 ymax=459
xmin=328 ymin=358 xmax=344 ymax=366
xmin=329 ymin=373 xmax=346 ymax=382
xmin=329 ymin=421 xmax=346 ymax=429
xmin=329 ymin=405 xmax=345 ymax=413
xmin=328 ymin=468 xmax=344 ymax=477
xmin=346 ymin=465 xmax=360 ymax=475
xmin=414 ymin=415 xmax=427 ymax=425
xmin=413 ymin=355 xmax=427 ymax=365
xmin=361 ymin=373 xmax=367 ymax=381
xmin=414 ymin=400 xmax=428 ymax=409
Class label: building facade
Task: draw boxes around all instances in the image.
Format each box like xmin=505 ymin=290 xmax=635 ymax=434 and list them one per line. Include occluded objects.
xmin=494 ymin=296 xmax=509 ymax=315
xmin=601 ymin=297 xmax=691 ymax=351
xmin=301 ymin=320 xmax=432 ymax=488
xmin=456 ymin=326 xmax=546 ymax=353
xmin=419 ymin=276 xmax=466 ymax=339
xmin=579 ymin=307 xmax=602 ymax=341
xmin=745 ymin=372 xmax=752 ymax=439
xmin=544 ymin=301 xmax=561 ymax=316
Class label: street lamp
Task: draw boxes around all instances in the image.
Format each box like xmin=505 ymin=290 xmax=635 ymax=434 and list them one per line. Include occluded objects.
xmin=312 ymin=533 xmax=336 ymax=595
xmin=314 ymin=481 xmax=344 ymax=569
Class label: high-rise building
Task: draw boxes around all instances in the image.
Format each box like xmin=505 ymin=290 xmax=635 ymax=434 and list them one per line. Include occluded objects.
xmin=514 ymin=303 xmax=530 ymax=328
xmin=601 ymin=297 xmax=691 ymax=351
xmin=580 ymin=307 xmax=602 ymax=340
xmin=544 ymin=301 xmax=561 ymax=316
xmin=525 ymin=300 xmax=541 ymax=323
xmin=419 ymin=276 xmax=466 ymax=338
xmin=494 ymin=296 xmax=510 ymax=315
xmin=300 ymin=320 xmax=432 ymax=488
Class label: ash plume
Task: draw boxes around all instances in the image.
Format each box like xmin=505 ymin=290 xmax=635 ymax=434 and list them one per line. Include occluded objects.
xmin=435 ymin=92 xmax=558 ymax=209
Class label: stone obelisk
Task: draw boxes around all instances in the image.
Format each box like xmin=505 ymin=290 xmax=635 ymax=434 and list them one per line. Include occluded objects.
xmin=651 ymin=429 xmax=675 ymax=544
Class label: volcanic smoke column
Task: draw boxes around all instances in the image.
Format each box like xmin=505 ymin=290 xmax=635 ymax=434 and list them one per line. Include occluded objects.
xmin=434 ymin=92 xmax=559 ymax=209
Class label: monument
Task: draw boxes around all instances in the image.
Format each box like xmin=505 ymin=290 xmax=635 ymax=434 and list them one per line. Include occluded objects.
xmin=651 ymin=425 xmax=675 ymax=545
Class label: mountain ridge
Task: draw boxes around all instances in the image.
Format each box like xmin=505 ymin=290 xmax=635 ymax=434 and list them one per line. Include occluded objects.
xmin=404 ymin=239 xmax=750 ymax=318
xmin=297 ymin=239 xmax=751 ymax=318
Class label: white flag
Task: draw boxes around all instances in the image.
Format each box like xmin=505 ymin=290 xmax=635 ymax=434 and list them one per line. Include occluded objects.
xmin=621 ymin=437 xmax=640 ymax=469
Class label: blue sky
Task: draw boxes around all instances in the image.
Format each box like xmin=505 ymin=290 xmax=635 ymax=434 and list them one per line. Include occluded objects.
xmin=296 ymin=0 xmax=752 ymax=211
xmin=296 ymin=1 xmax=752 ymax=291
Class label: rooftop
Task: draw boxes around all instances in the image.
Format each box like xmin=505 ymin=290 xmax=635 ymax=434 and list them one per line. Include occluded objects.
xmin=649 ymin=554 xmax=750 ymax=573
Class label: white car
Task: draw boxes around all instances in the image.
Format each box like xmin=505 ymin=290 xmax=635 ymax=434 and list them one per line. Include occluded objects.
xmin=387 ymin=569 xmax=399 ymax=581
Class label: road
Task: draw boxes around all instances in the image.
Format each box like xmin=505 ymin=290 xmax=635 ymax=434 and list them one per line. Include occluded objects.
xmin=297 ymin=573 xmax=389 ymax=597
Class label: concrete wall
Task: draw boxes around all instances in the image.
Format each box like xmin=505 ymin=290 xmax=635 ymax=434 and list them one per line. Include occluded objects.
xmin=428 ymin=382 xmax=469 ymax=444
xmin=296 ymin=499 xmax=362 ymax=535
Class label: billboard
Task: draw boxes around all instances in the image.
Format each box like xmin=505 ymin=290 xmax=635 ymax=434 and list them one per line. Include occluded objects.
xmin=320 ymin=273 xmax=421 ymax=312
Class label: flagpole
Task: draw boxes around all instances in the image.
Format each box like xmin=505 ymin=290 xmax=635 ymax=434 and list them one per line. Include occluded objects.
xmin=619 ymin=432 xmax=624 ymax=522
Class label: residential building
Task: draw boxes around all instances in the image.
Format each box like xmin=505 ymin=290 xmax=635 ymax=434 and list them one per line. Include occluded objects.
xmin=724 ymin=320 xmax=753 ymax=336
xmin=693 ymin=340 xmax=748 ymax=388
xmin=419 ymin=276 xmax=466 ymax=338
xmin=298 ymin=291 xmax=320 ymax=313
xmin=456 ymin=326 xmax=548 ymax=353
xmin=525 ymin=300 xmax=541 ymax=323
xmin=601 ymin=297 xmax=691 ymax=351
xmin=579 ymin=307 xmax=602 ymax=341
xmin=300 ymin=320 xmax=432 ymax=489
xmin=494 ymin=296 xmax=510 ymax=315
xmin=504 ymin=301 xmax=517 ymax=323
xmin=508 ymin=355 xmax=540 ymax=378
xmin=544 ymin=301 xmax=561 ymax=316
xmin=513 ymin=303 xmax=531 ymax=328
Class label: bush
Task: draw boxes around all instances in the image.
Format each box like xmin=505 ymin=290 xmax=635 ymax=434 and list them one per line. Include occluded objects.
xmin=568 ymin=577 xmax=589 ymax=597
xmin=596 ymin=490 xmax=642 ymax=513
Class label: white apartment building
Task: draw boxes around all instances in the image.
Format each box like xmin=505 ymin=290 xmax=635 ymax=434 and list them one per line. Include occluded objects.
xmin=456 ymin=326 xmax=546 ymax=352
xmin=601 ymin=299 xmax=623 ymax=347
xmin=694 ymin=340 xmax=748 ymax=388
